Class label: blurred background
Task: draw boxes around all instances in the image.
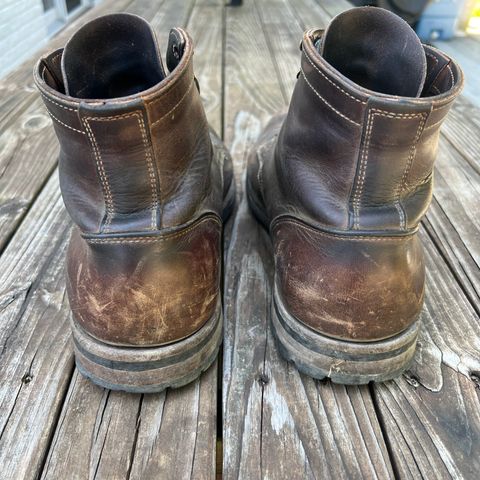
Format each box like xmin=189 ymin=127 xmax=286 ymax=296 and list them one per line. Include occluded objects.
xmin=1 ymin=0 xmax=479 ymax=103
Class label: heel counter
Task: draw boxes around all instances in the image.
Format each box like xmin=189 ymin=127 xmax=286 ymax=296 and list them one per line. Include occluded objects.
xmin=66 ymin=216 xmax=222 ymax=346
xmin=273 ymin=219 xmax=425 ymax=341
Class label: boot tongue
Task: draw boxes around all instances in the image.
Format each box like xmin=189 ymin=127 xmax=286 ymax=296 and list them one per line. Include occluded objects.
xmin=318 ymin=7 xmax=426 ymax=97
xmin=61 ymin=13 xmax=166 ymax=99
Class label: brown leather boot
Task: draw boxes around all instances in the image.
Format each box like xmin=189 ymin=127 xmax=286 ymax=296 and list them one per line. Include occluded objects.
xmin=34 ymin=14 xmax=235 ymax=392
xmin=247 ymin=7 xmax=463 ymax=384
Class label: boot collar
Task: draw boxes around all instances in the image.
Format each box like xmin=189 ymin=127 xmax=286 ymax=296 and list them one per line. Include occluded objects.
xmin=300 ymin=28 xmax=463 ymax=128
xmin=34 ymin=26 xmax=196 ymax=130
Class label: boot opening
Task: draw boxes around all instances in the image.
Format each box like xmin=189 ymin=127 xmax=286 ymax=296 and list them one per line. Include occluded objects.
xmin=61 ymin=13 xmax=166 ymax=99
xmin=319 ymin=7 xmax=426 ymax=98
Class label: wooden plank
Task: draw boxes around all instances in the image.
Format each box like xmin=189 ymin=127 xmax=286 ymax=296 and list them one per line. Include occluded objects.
xmin=0 ymin=175 xmax=74 ymax=480
xmin=186 ymin=0 xmax=224 ymax=134
xmin=1 ymin=1 xmax=223 ymax=479
xmin=223 ymin=200 xmax=394 ymax=479
xmin=223 ymin=0 xmax=480 ymax=478
xmin=223 ymin=0 xmax=285 ymax=187
xmin=41 ymin=362 xmax=218 ymax=480
xmin=435 ymin=36 xmax=480 ymax=109
xmin=299 ymin=2 xmax=480 ymax=477
xmin=223 ymin=1 xmax=395 ymax=478
xmin=372 ymin=365 xmax=480 ymax=479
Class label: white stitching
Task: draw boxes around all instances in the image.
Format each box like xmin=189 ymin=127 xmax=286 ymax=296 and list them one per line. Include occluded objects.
xmin=300 ymin=68 xmax=360 ymax=126
xmin=83 ymin=119 xmax=115 ymax=231
xmin=47 ymin=110 xmax=84 ymax=134
xmin=85 ymin=216 xmax=221 ymax=244
xmin=83 ymin=112 xmax=159 ymax=231
xmin=40 ymin=92 xmax=76 ymax=112
xmin=351 ymin=109 xmax=426 ymax=229
xmin=396 ymin=113 xmax=428 ymax=229
xmin=273 ymin=218 xmax=416 ymax=242
xmin=352 ymin=110 xmax=374 ymax=228
xmin=137 ymin=114 xmax=158 ymax=230
xmin=446 ymin=65 xmax=455 ymax=88
xmin=303 ymin=51 xmax=366 ymax=105
xmin=150 ymin=79 xmax=195 ymax=127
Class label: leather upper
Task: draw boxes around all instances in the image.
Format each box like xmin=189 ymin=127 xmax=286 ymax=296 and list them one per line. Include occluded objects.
xmin=34 ymin=18 xmax=234 ymax=346
xmin=247 ymin=26 xmax=463 ymax=341
xmin=249 ymin=28 xmax=463 ymax=234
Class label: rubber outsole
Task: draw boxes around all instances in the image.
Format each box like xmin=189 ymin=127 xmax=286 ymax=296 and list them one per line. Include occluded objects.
xmin=271 ymin=283 xmax=419 ymax=384
xmin=72 ymin=177 xmax=235 ymax=393
xmin=246 ymin=173 xmax=420 ymax=384
xmin=72 ymin=300 xmax=223 ymax=393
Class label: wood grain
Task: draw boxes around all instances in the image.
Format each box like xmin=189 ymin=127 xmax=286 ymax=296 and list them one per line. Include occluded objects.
xmin=0 ymin=175 xmax=73 ymax=480
xmin=0 ymin=1 xmax=222 ymax=479
xmin=1 ymin=0 xmax=480 ymax=478
xmin=223 ymin=2 xmax=396 ymax=478
xmin=223 ymin=0 xmax=480 ymax=479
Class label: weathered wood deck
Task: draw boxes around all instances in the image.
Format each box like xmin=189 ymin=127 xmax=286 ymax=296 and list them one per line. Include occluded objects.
xmin=0 ymin=0 xmax=479 ymax=478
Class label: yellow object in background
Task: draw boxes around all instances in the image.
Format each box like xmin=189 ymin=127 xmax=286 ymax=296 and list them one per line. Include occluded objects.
xmin=466 ymin=0 xmax=480 ymax=34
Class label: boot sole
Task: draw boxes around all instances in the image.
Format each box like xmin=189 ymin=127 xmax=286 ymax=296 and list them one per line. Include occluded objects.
xmin=246 ymin=174 xmax=420 ymax=383
xmin=271 ymin=283 xmax=420 ymax=384
xmin=71 ymin=300 xmax=222 ymax=393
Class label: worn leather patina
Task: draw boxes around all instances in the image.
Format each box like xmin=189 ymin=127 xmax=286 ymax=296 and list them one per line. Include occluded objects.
xmin=34 ymin=14 xmax=234 ymax=347
xmin=247 ymin=7 xmax=463 ymax=343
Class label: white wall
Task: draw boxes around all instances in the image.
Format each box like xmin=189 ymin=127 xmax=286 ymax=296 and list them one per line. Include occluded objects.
xmin=0 ymin=0 xmax=101 ymax=79
xmin=0 ymin=0 xmax=49 ymax=78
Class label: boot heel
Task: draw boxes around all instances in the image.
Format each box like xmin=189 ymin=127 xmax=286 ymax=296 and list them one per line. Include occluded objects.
xmin=271 ymin=284 xmax=419 ymax=385
xmin=71 ymin=302 xmax=222 ymax=393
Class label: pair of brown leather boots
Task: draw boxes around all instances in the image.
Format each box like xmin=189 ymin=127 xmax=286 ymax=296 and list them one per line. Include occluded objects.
xmin=35 ymin=7 xmax=463 ymax=392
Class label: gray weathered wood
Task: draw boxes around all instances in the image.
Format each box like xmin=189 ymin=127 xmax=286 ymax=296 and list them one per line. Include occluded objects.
xmin=1 ymin=1 xmax=222 ymax=479
xmin=223 ymin=0 xmax=480 ymax=478
xmin=0 ymin=174 xmax=73 ymax=480
xmin=223 ymin=1 xmax=396 ymax=478
xmin=1 ymin=0 xmax=480 ymax=478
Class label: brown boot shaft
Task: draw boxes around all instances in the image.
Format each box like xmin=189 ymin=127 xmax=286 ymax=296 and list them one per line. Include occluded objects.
xmin=247 ymin=7 xmax=463 ymax=383
xmin=34 ymin=14 xmax=234 ymax=390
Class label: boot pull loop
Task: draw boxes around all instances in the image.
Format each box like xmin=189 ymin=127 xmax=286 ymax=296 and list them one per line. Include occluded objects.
xmin=166 ymin=28 xmax=201 ymax=94
xmin=166 ymin=28 xmax=185 ymax=73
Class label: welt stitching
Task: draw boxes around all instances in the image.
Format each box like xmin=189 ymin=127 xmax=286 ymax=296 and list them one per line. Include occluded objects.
xmin=47 ymin=109 xmax=85 ymax=134
xmin=303 ymin=51 xmax=366 ymax=105
xmin=83 ymin=119 xmax=115 ymax=231
xmin=150 ymin=79 xmax=195 ymax=127
xmin=274 ymin=219 xmax=414 ymax=242
xmin=300 ymin=69 xmax=360 ymax=126
xmin=85 ymin=216 xmax=221 ymax=244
